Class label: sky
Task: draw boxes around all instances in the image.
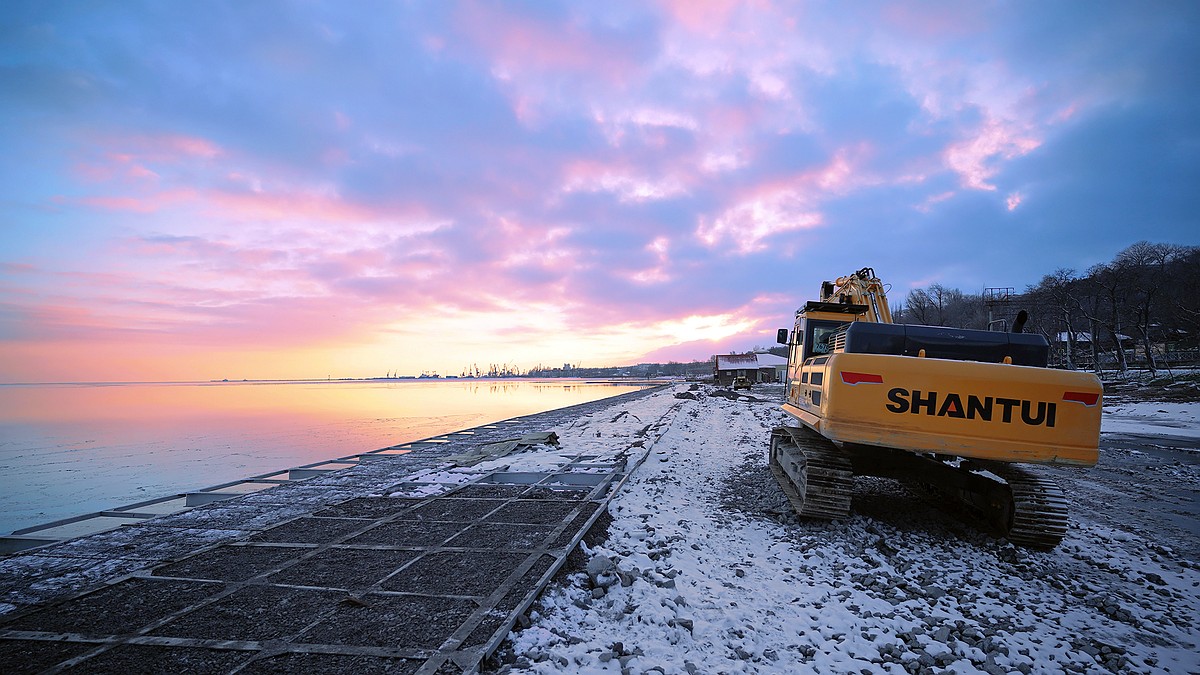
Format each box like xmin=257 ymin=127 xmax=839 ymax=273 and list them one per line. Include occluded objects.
xmin=2 ymin=1 xmax=1198 ymax=383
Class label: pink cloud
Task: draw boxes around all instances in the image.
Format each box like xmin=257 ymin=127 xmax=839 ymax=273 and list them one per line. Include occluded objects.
xmin=944 ymin=118 xmax=1041 ymax=190
xmin=72 ymin=132 xmax=225 ymax=190
xmin=624 ymin=236 xmax=673 ymax=284
xmin=454 ymin=2 xmax=640 ymax=81
xmin=658 ymin=0 xmax=740 ymax=35
xmin=696 ymin=146 xmax=869 ymax=253
xmin=914 ymin=190 xmax=956 ymax=213
xmin=80 ymin=189 xmax=198 ymax=213
xmin=561 ymin=159 xmax=691 ymax=203
xmin=880 ymin=3 xmax=985 ymax=39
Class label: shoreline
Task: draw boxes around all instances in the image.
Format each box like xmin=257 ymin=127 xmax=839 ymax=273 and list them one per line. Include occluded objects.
xmin=0 ymin=376 xmax=671 ymax=388
xmin=0 ymin=379 xmax=664 ymax=538
xmin=2 ymin=382 xmax=669 ymax=548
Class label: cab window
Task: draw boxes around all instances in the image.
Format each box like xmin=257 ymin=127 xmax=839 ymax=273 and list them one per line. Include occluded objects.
xmin=805 ymin=319 xmax=844 ymax=359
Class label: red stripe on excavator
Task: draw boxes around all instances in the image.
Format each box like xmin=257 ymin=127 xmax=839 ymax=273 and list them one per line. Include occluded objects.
xmin=1063 ymin=391 xmax=1100 ymax=406
xmin=841 ymin=371 xmax=883 ymax=385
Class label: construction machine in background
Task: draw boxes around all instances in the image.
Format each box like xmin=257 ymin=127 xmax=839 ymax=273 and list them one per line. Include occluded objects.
xmin=770 ymin=268 xmax=1102 ymax=549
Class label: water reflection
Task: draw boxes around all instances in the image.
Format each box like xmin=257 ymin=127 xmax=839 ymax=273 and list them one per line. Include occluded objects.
xmin=0 ymin=379 xmax=651 ymax=534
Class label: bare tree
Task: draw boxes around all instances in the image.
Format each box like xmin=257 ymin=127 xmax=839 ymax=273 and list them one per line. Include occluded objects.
xmin=1025 ymin=269 xmax=1091 ymax=369
xmin=904 ymin=288 xmax=933 ymax=325
xmin=1113 ymin=242 xmax=1184 ymax=374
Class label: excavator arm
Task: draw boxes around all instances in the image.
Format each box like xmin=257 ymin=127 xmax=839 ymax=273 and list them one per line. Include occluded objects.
xmin=820 ymin=267 xmax=893 ymax=324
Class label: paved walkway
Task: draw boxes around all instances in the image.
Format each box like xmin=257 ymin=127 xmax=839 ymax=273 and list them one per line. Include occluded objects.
xmin=0 ymin=386 xmax=680 ymax=674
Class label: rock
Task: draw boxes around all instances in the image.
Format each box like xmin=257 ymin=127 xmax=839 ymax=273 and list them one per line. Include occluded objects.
xmin=923 ymin=585 xmax=946 ymax=600
xmin=932 ymin=626 xmax=951 ymax=643
xmin=763 ymin=648 xmax=778 ymax=661
xmin=587 ymin=556 xmax=616 ymax=578
xmin=591 ymin=587 xmax=606 ymax=599
xmin=595 ymin=571 xmax=620 ymax=588
xmin=669 ymin=618 xmax=694 ymax=633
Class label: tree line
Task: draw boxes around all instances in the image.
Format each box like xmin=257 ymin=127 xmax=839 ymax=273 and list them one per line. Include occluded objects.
xmin=892 ymin=241 xmax=1200 ymax=374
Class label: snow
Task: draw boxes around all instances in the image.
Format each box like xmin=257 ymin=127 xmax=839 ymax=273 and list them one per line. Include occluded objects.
xmin=495 ymin=384 xmax=1200 ymax=674
xmin=386 ymin=394 xmax=682 ymax=496
xmin=1102 ymin=401 xmax=1200 ymax=441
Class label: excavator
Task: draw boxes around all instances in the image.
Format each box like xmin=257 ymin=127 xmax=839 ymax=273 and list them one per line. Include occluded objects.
xmin=770 ymin=268 xmax=1102 ymax=549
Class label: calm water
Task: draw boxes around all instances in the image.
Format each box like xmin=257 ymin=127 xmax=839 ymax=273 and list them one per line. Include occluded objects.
xmin=0 ymin=379 xmax=650 ymax=534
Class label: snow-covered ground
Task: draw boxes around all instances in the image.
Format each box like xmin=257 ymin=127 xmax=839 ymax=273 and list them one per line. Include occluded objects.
xmin=1102 ymin=401 xmax=1200 ymax=440
xmin=489 ymin=384 xmax=1199 ymax=675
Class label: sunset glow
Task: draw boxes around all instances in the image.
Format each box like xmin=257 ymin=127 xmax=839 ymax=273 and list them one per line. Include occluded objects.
xmin=2 ymin=1 xmax=1196 ymax=382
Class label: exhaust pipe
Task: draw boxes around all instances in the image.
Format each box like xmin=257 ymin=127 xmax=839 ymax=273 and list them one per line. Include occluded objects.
xmin=1011 ymin=310 xmax=1029 ymax=334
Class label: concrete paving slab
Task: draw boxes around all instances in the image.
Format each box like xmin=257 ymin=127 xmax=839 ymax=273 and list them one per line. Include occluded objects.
xmin=146 ymin=502 xmax=314 ymax=532
xmin=264 ymin=547 xmax=420 ymax=590
xmin=151 ymin=545 xmax=300 ymax=582
xmin=66 ymin=644 xmax=252 ymax=673
xmin=248 ymin=517 xmax=370 ymax=544
xmin=311 ymin=497 xmax=423 ymax=519
xmin=150 ymin=585 xmax=343 ymax=642
xmin=6 ymin=578 xmax=223 ymax=637
xmin=407 ymin=499 xmax=506 ymax=522
xmin=0 ymin=639 xmax=95 ymax=672
xmin=379 ymin=551 xmax=528 ymax=597
xmin=485 ymin=500 xmax=578 ymax=525
xmin=445 ymin=523 xmax=556 ymax=550
xmin=345 ymin=521 xmax=467 ymax=547
xmin=238 ymin=651 xmax=421 ymax=674
xmin=21 ymin=526 xmax=246 ymax=563
xmin=301 ymin=593 xmax=477 ymax=650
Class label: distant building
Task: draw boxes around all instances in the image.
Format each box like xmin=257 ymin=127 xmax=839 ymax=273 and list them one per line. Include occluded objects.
xmin=713 ymin=353 xmax=787 ymax=386
xmin=1055 ymin=331 xmax=1133 ymax=347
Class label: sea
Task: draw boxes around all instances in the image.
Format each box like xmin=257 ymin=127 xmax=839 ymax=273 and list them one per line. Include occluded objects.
xmin=0 ymin=378 xmax=653 ymax=535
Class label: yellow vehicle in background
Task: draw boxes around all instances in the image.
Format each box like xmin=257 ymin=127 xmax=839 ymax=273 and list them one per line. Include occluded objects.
xmin=771 ymin=268 xmax=1102 ymax=549
xmin=733 ymin=376 xmax=752 ymax=391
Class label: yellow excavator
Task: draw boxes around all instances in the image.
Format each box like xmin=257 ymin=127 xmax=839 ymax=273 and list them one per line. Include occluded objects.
xmin=771 ymin=268 xmax=1102 ymax=549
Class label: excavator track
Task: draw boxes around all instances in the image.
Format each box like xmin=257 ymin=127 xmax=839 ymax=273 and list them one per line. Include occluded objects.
xmin=769 ymin=426 xmax=853 ymax=520
xmin=990 ymin=465 xmax=1070 ymax=550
